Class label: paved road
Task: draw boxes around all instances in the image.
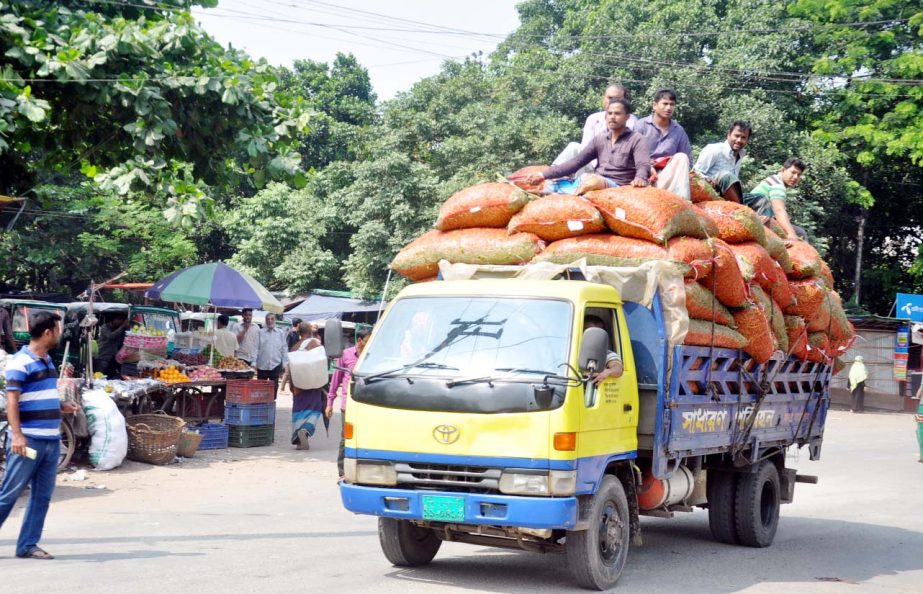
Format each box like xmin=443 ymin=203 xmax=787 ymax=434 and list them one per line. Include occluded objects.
xmin=2 ymin=404 xmax=922 ymax=593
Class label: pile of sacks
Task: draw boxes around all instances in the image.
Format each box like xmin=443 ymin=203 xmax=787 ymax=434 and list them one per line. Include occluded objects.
xmin=390 ymin=178 xmax=854 ymax=367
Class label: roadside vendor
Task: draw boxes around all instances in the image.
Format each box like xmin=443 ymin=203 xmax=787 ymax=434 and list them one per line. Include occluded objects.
xmin=95 ymin=312 xmax=128 ymax=379
xmin=213 ymin=314 xmax=238 ymax=358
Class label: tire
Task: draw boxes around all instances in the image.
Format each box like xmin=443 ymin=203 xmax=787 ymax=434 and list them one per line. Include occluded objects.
xmin=734 ymin=460 xmax=781 ymax=547
xmin=565 ymin=475 xmax=630 ymax=591
xmin=707 ymin=470 xmax=739 ymax=544
xmin=378 ymin=518 xmax=442 ymax=567
xmin=58 ymin=418 xmax=76 ymax=472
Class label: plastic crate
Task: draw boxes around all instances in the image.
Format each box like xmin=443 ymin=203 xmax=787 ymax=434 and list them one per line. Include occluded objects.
xmin=193 ymin=423 xmax=229 ymax=450
xmin=224 ymin=402 xmax=276 ymax=426
xmin=228 ymin=424 xmax=274 ymax=448
xmin=225 ymin=380 xmax=275 ymax=404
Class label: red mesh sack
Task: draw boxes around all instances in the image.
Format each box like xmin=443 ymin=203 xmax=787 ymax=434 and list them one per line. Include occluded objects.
xmin=695 ymin=208 xmax=720 ymax=238
xmin=689 ymin=172 xmax=720 ymax=203
xmin=684 ymin=280 xmax=735 ymax=327
xmin=696 ymin=201 xmax=768 ymax=247
xmin=667 ymin=237 xmax=713 ymax=280
xmin=805 ymin=332 xmax=830 ymax=362
xmin=732 ymin=303 xmax=775 ymax=364
xmin=508 ymin=165 xmax=547 ymax=193
xmin=784 ymin=278 xmax=827 ymax=317
xmin=806 ymin=290 xmax=832 ymax=333
xmin=785 ymin=315 xmax=809 ymax=360
xmin=819 ymin=259 xmax=835 ymax=289
xmin=507 ymin=194 xmax=605 ymax=241
xmin=684 ymin=320 xmax=748 ymax=350
xmin=392 ymin=228 xmax=544 ymax=280
xmin=786 ymin=240 xmax=823 ymax=280
xmin=763 ymin=227 xmax=793 ymax=273
xmin=730 ymin=242 xmax=776 ymax=286
xmin=435 ymin=183 xmax=532 ymax=231
xmin=828 ymin=290 xmax=854 ymax=342
xmin=535 ymin=234 xmax=680 ymax=269
xmin=751 ymin=285 xmax=787 ymax=352
xmin=699 ymin=238 xmax=749 ymax=308
xmin=763 ymin=262 xmax=795 ymax=310
xmin=833 ymin=357 xmax=846 ymax=375
xmin=584 ymin=186 xmax=708 ymax=243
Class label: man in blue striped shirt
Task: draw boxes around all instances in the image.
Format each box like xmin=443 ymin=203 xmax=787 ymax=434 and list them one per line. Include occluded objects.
xmin=0 ymin=310 xmax=78 ymax=560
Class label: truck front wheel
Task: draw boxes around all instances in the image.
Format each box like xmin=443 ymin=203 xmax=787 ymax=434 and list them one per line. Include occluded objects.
xmin=707 ymin=470 xmax=739 ymax=544
xmin=378 ymin=518 xmax=442 ymax=566
xmin=734 ymin=460 xmax=780 ymax=547
xmin=566 ymin=475 xmax=630 ymax=590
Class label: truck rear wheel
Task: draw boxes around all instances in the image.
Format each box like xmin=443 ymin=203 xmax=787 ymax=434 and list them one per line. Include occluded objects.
xmin=734 ymin=460 xmax=780 ymax=547
xmin=566 ymin=475 xmax=630 ymax=590
xmin=378 ymin=518 xmax=441 ymax=567
xmin=707 ymin=470 xmax=738 ymax=544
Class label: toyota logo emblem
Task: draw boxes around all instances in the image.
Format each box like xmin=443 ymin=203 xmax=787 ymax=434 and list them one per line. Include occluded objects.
xmin=433 ymin=424 xmax=460 ymax=444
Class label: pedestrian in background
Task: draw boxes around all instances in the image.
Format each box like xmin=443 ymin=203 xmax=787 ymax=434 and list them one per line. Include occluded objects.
xmin=327 ymin=326 xmax=372 ymax=479
xmin=849 ymin=355 xmax=868 ymax=413
xmin=0 ymin=311 xmax=79 ymax=560
xmin=286 ymin=318 xmax=302 ymax=350
xmin=290 ymin=322 xmax=324 ymax=450
xmin=0 ymin=305 xmax=15 ymax=354
xmin=254 ymin=312 xmax=288 ymax=398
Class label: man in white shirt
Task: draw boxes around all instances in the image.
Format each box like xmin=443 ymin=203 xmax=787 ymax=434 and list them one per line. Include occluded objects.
xmin=213 ymin=314 xmax=239 ymax=358
xmin=693 ymin=121 xmax=752 ymax=202
xmin=254 ymin=312 xmax=289 ymax=399
xmin=552 ymin=83 xmax=638 ymax=174
xmin=235 ymin=308 xmax=259 ymax=365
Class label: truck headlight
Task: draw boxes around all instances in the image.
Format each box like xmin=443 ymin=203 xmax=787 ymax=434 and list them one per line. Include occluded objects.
xmin=499 ymin=472 xmax=549 ymax=495
xmin=349 ymin=460 xmax=397 ymax=486
xmin=498 ymin=470 xmax=577 ymax=496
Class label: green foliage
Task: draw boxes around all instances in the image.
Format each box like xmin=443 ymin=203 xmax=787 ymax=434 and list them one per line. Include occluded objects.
xmin=0 ymin=0 xmax=310 ymax=213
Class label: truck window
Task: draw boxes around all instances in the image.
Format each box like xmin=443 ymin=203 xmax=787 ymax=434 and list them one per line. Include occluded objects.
xmin=584 ymin=307 xmax=621 ymax=357
xmin=353 ymin=296 xmax=574 ymax=414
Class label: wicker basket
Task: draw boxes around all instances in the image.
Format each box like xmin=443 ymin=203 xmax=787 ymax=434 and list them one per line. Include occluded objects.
xmin=176 ymin=430 xmax=204 ymax=458
xmin=126 ymin=412 xmax=186 ymax=465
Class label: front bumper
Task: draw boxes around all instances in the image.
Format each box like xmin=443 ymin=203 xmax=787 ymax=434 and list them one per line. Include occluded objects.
xmin=339 ymin=483 xmax=579 ymax=530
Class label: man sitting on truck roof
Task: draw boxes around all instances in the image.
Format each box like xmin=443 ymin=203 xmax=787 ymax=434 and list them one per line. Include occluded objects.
xmin=742 ymin=157 xmax=809 ymax=241
xmin=693 ymin=120 xmax=752 ymax=203
xmin=584 ymin=315 xmax=623 ymax=384
xmin=521 ymin=98 xmax=651 ymax=194
xmin=637 ymin=89 xmax=693 ymax=200
xmin=550 ymin=83 xmax=640 ymax=176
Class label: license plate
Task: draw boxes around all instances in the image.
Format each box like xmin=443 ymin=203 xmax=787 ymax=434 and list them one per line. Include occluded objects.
xmin=422 ymin=495 xmax=465 ymax=522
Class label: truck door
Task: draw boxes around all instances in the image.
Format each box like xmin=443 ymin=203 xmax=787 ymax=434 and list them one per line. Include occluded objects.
xmin=578 ymin=305 xmax=638 ymax=453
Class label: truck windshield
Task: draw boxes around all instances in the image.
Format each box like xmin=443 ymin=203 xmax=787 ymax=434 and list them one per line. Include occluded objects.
xmin=360 ymin=296 xmax=572 ymax=379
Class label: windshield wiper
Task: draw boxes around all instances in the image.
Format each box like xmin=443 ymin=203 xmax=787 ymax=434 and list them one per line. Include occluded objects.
xmin=447 ymin=368 xmax=576 ymax=388
xmin=361 ymin=361 xmax=459 ymax=382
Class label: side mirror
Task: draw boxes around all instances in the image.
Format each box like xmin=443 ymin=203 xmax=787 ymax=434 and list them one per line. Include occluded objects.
xmin=579 ymin=327 xmax=609 ymax=373
xmin=324 ymin=319 xmax=344 ymax=359
xmin=533 ymin=383 xmax=555 ymax=410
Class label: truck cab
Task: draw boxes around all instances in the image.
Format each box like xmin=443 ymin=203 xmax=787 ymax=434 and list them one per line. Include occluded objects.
xmin=341 ymin=279 xmax=639 ymax=585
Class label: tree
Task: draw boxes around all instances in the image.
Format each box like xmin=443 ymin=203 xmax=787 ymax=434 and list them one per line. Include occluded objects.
xmin=0 ymin=0 xmax=310 ymax=222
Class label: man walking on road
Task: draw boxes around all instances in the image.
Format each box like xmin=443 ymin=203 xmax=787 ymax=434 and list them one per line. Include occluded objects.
xmin=254 ymin=312 xmax=288 ymax=399
xmin=0 ymin=311 xmax=79 ymax=560
xmin=326 ymin=326 xmax=372 ymax=479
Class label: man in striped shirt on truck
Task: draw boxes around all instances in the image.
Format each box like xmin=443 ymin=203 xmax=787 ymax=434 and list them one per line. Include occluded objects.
xmin=0 ymin=310 xmax=78 ymax=560
xmin=743 ymin=157 xmax=809 ymax=241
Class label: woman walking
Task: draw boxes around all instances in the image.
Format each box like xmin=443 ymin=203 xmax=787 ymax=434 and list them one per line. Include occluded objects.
xmin=289 ymin=322 xmax=325 ymax=450
xmin=848 ymin=355 xmax=868 ymax=413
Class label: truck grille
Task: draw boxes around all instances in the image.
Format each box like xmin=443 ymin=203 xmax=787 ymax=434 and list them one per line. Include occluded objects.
xmin=394 ymin=462 xmax=502 ymax=492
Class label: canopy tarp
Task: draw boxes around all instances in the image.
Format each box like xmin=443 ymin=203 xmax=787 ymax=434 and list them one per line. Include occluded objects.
xmin=286 ymin=293 xmax=384 ymax=319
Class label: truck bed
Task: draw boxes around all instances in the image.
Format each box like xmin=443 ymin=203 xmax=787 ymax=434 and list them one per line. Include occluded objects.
xmin=625 ymin=294 xmax=832 ymax=479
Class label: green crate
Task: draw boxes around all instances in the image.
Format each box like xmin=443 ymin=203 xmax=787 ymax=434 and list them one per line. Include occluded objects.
xmin=227 ymin=424 xmax=274 ymax=448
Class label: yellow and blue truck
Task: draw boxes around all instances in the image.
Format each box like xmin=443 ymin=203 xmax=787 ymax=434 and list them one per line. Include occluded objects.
xmin=339 ymin=275 xmax=832 ymax=590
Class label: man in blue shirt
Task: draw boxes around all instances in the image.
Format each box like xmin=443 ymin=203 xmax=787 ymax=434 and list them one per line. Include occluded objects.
xmin=637 ymin=89 xmax=693 ymax=200
xmin=0 ymin=310 xmax=78 ymax=560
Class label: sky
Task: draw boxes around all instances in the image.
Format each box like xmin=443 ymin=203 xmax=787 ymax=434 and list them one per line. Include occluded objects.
xmin=191 ymin=0 xmax=523 ymax=100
